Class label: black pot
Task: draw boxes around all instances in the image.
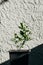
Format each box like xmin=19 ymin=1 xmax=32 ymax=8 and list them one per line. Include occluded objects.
xmin=9 ymin=50 xmax=30 ymax=65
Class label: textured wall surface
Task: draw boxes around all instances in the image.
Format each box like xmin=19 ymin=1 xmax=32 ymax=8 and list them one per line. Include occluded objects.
xmin=0 ymin=0 xmax=43 ymax=64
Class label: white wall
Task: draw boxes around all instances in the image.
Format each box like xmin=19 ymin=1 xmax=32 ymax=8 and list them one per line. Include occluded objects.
xmin=0 ymin=0 xmax=43 ymax=63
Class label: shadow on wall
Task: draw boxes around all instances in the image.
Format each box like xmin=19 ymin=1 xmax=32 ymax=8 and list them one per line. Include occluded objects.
xmin=1 ymin=44 xmax=43 ymax=65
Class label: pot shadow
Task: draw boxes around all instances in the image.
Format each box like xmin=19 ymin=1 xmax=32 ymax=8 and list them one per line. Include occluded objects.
xmin=0 ymin=60 xmax=10 ymax=65
xmin=1 ymin=44 xmax=43 ymax=65
xmin=29 ymin=44 xmax=43 ymax=65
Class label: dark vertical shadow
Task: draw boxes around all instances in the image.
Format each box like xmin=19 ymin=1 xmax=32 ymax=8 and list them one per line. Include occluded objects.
xmin=29 ymin=44 xmax=43 ymax=65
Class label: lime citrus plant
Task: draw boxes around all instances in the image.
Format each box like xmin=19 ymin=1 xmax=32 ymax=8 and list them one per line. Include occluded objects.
xmin=11 ymin=22 xmax=32 ymax=49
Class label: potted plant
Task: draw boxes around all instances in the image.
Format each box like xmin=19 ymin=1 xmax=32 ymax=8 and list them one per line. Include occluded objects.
xmin=9 ymin=22 xmax=32 ymax=65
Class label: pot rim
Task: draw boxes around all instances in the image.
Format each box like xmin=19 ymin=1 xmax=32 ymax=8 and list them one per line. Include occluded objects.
xmin=9 ymin=49 xmax=31 ymax=53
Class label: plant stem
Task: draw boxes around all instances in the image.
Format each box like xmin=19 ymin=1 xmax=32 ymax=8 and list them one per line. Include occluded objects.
xmin=19 ymin=40 xmax=25 ymax=49
xmin=22 ymin=40 xmax=25 ymax=46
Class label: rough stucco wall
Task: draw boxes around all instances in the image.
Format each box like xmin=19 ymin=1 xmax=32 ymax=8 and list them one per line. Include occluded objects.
xmin=0 ymin=0 xmax=43 ymax=64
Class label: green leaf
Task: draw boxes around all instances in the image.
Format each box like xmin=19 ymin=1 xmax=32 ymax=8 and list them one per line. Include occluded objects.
xmin=29 ymin=31 xmax=32 ymax=34
xmin=26 ymin=30 xmax=29 ymax=32
xmin=15 ymin=40 xmax=18 ymax=44
xmin=23 ymin=27 xmax=26 ymax=31
xmin=25 ymin=35 xmax=28 ymax=40
xmin=14 ymin=33 xmax=18 ymax=38
xmin=20 ymin=30 xmax=24 ymax=35
xmin=23 ymin=34 xmax=27 ymax=39
xmin=18 ymin=26 xmax=22 ymax=29
xmin=20 ymin=23 xmax=23 ymax=28
xmin=16 ymin=45 xmax=19 ymax=48
xmin=28 ymin=37 xmax=31 ymax=40
xmin=11 ymin=38 xmax=15 ymax=41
